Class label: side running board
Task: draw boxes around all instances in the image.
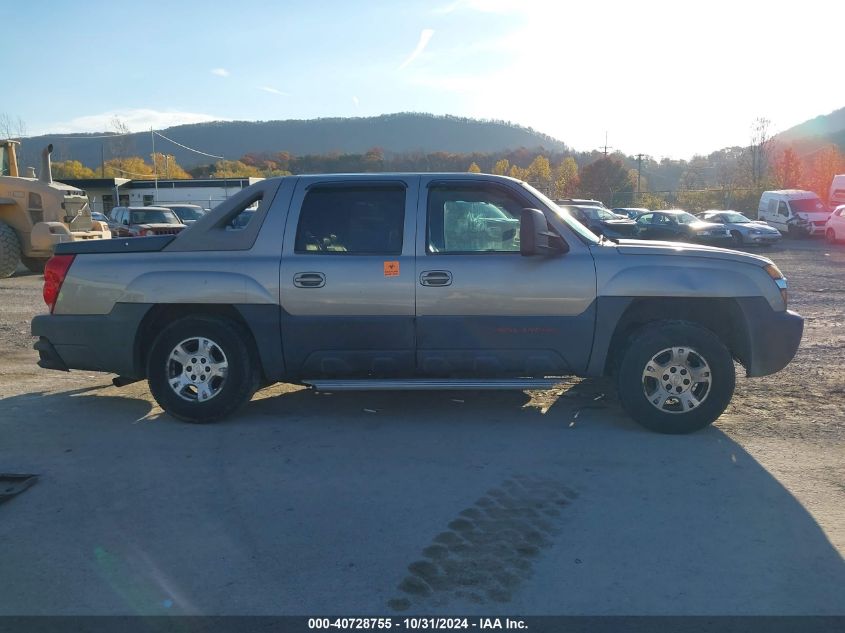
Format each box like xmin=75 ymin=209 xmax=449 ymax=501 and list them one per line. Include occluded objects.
xmin=303 ymin=378 xmax=565 ymax=391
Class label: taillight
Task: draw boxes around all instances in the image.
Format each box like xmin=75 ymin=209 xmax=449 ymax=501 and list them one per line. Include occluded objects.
xmin=43 ymin=254 xmax=75 ymax=313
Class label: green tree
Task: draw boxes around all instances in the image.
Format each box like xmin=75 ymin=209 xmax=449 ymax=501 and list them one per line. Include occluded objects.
xmin=578 ymin=157 xmax=633 ymax=206
xmin=491 ymin=158 xmax=510 ymax=175
xmin=51 ymin=160 xmax=96 ymax=179
xmin=467 ymin=162 xmax=481 ymax=173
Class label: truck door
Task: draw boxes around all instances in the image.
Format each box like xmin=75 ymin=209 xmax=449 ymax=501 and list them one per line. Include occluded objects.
xmin=776 ymin=200 xmax=790 ymax=231
xmin=279 ymin=177 xmax=419 ymax=377
xmin=414 ymin=178 xmax=597 ymax=376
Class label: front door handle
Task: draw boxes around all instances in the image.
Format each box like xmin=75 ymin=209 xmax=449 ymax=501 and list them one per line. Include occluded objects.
xmin=420 ymin=270 xmax=452 ymax=287
xmin=293 ymin=272 xmax=326 ymax=288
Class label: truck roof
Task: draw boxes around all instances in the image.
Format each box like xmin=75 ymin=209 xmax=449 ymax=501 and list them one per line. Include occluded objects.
xmin=761 ymin=189 xmax=820 ymax=198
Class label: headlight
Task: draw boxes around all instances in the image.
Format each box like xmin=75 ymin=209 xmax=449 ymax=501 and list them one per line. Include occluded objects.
xmin=765 ymin=263 xmax=788 ymax=308
xmin=142 ymin=229 xmax=154 ymax=236
xmin=700 ymin=231 xmax=711 ymax=236
xmin=750 ymin=229 xmax=762 ymax=235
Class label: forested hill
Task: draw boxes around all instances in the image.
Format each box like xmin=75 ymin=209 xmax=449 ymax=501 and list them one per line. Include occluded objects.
xmin=19 ymin=113 xmax=569 ymax=169
xmin=775 ymin=106 xmax=845 ymax=152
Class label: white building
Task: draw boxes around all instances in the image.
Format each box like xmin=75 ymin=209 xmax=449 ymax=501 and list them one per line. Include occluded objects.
xmin=62 ymin=177 xmax=263 ymax=214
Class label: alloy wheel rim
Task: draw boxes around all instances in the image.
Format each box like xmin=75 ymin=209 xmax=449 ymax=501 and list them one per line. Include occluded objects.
xmin=166 ymin=337 xmax=228 ymax=403
xmin=641 ymin=346 xmax=711 ymax=414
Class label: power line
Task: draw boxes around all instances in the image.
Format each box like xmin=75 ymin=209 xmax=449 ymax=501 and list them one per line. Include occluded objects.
xmin=153 ymin=131 xmax=223 ymax=159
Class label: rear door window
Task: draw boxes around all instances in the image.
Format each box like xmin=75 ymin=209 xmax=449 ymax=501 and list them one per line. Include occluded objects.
xmin=294 ymin=185 xmax=405 ymax=254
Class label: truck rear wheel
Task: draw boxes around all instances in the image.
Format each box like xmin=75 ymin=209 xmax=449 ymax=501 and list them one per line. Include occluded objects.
xmin=21 ymin=257 xmax=46 ymax=274
xmin=0 ymin=222 xmax=22 ymax=278
xmin=617 ymin=321 xmax=735 ymax=434
xmin=146 ymin=315 xmax=260 ymax=423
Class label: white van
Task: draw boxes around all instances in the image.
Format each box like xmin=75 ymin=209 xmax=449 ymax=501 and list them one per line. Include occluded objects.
xmin=829 ymin=175 xmax=845 ymax=210
xmin=757 ymin=190 xmax=830 ymax=236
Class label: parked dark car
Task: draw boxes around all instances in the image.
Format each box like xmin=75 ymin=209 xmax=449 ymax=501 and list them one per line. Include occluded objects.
xmin=107 ymin=206 xmax=188 ymax=237
xmin=562 ymin=205 xmax=639 ymax=238
xmin=612 ymin=207 xmax=650 ymax=220
xmin=556 ymin=198 xmax=607 ymax=209
xmin=635 ymin=210 xmax=732 ymax=243
xmin=162 ymin=204 xmax=207 ymax=225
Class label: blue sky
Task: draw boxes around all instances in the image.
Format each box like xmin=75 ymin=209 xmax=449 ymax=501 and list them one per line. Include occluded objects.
xmin=3 ymin=0 xmax=841 ymax=158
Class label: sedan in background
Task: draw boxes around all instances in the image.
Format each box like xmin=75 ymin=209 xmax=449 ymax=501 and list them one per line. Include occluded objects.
xmin=635 ymin=209 xmax=732 ymax=244
xmin=695 ymin=210 xmax=781 ymax=246
xmin=612 ymin=207 xmax=650 ymax=220
xmin=162 ymin=204 xmax=207 ymax=225
xmin=563 ymin=205 xmax=639 ymax=238
xmin=825 ymin=205 xmax=845 ymax=244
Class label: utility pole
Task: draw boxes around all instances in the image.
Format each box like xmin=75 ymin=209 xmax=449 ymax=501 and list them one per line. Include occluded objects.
xmin=636 ymin=153 xmax=644 ymax=198
xmin=600 ymin=132 xmax=611 ymax=157
xmin=100 ymin=143 xmax=105 ymax=178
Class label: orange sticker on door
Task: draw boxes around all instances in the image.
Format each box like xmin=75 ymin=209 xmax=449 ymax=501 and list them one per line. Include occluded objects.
xmin=383 ymin=261 xmax=400 ymax=277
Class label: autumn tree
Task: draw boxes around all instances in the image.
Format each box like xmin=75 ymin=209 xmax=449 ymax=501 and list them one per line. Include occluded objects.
xmin=51 ymin=160 xmax=97 ymax=179
xmin=552 ymin=157 xmax=579 ymax=199
xmin=526 ymin=155 xmax=552 ymax=193
xmin=103 ymin=156 xmax=154 ymax=178
xmin=578 ymin=157 xmax=634 ymax=205
xmin=800 ymin=146 xmax=845 ymax=203
xmin=467 ymin=162 xmax=481 ymax=173
xmin=508 ymin=164 xmax=528 ymax=180
xmin=491 ymin=158 xmax=510 ymax=175
xmin=211 ymin=160 xmax=263 ymax=178
xmin=151 ymin=153 xmax=192 ymax=179
xmin=772 ymin=147 xmax=802 ymax=189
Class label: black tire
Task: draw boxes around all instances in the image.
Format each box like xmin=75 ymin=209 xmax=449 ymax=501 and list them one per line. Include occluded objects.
xmin=21 ymin=257 xmax=46 ymax=274
xmin=730 ymin=230 xmax=743 ymax=246
xmin=0 ymin=222 xmax=22 ymax=279
xmin=616 ymin=321 xmax=735 ymax=434
xmin=146 ymin=315 xmax=260 ymax=423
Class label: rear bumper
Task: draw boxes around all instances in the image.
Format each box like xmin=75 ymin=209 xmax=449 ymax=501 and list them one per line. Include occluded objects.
xmin=31 ymin=304 xmax=152 ymax=377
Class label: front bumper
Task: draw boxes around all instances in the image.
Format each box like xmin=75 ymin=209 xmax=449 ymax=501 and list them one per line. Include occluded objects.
xmin=737 ymin=298 xmax=804 ymax=376
xmin=747 ymin=233 xmax=781 ymax=244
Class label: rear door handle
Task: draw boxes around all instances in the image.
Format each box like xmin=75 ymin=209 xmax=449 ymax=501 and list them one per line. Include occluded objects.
xmin=420 ymin=270 xmax=452 ymax=287
xmin=293 ymin=272 xmax=326 ymax=288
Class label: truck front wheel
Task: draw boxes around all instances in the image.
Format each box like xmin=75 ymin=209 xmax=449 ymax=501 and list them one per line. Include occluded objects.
xmin=0 ymin=222 xmax=22 ymax=278
xmin=146 ymin=315 xmax=260 ymax=423
xmin=617 ymin=321 xmax=735 ymax=434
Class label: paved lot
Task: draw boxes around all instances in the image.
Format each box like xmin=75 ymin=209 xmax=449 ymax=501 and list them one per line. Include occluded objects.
xmin=1 ymin=241 xmax=844 ymax=615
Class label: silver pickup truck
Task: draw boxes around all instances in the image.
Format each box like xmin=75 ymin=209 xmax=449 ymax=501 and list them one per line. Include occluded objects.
xmin=31 ymin=174 xmax=803 ymax=434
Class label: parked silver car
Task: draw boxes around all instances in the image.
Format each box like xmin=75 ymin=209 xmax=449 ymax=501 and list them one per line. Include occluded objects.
xmin=696 ymin=210 xmax=781 ymax=246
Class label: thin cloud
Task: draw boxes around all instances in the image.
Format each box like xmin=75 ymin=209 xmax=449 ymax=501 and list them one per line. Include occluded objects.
xmin=352 ymin=96 xmax=360 ymax=107
xmin=42 ymin=109 xmax=225 ymax=134
xmin=399 ymin=29 xmax=434 ymax=70
xmin=259 ymin=86 xmax=289 ymax=96
xmin=211 ymin=68 xmax=230 ymax=77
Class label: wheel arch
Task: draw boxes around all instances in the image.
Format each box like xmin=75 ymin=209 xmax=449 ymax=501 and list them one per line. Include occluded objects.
xmin=593 ymin=297 xmax=751 ymax=376
xmin=133 ymin=303 xmax=285 ymax=383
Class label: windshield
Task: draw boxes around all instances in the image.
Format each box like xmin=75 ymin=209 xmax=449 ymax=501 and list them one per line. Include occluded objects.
xmin=130 ymin=209 xmax=181 ymax=224
xmin=721 ymin=212 xmax=750 ymax=223
xmin=789 ymin=198 xmax=829 ymax=213
xmin=172 ymin=207 xmax=205 ymax=221
xmin=674 ymin=212 xmax=699 ymax=224
xmin=521 ymin=182 xmax=600 ymax=244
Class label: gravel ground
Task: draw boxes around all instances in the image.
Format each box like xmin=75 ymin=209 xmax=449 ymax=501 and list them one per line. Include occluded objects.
xmin=0 ymin=242 xmax=843 ymax=615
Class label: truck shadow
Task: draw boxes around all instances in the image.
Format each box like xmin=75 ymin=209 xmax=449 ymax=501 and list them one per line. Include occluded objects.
xmin=1 ymin=380 xmax=843 ymax=614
